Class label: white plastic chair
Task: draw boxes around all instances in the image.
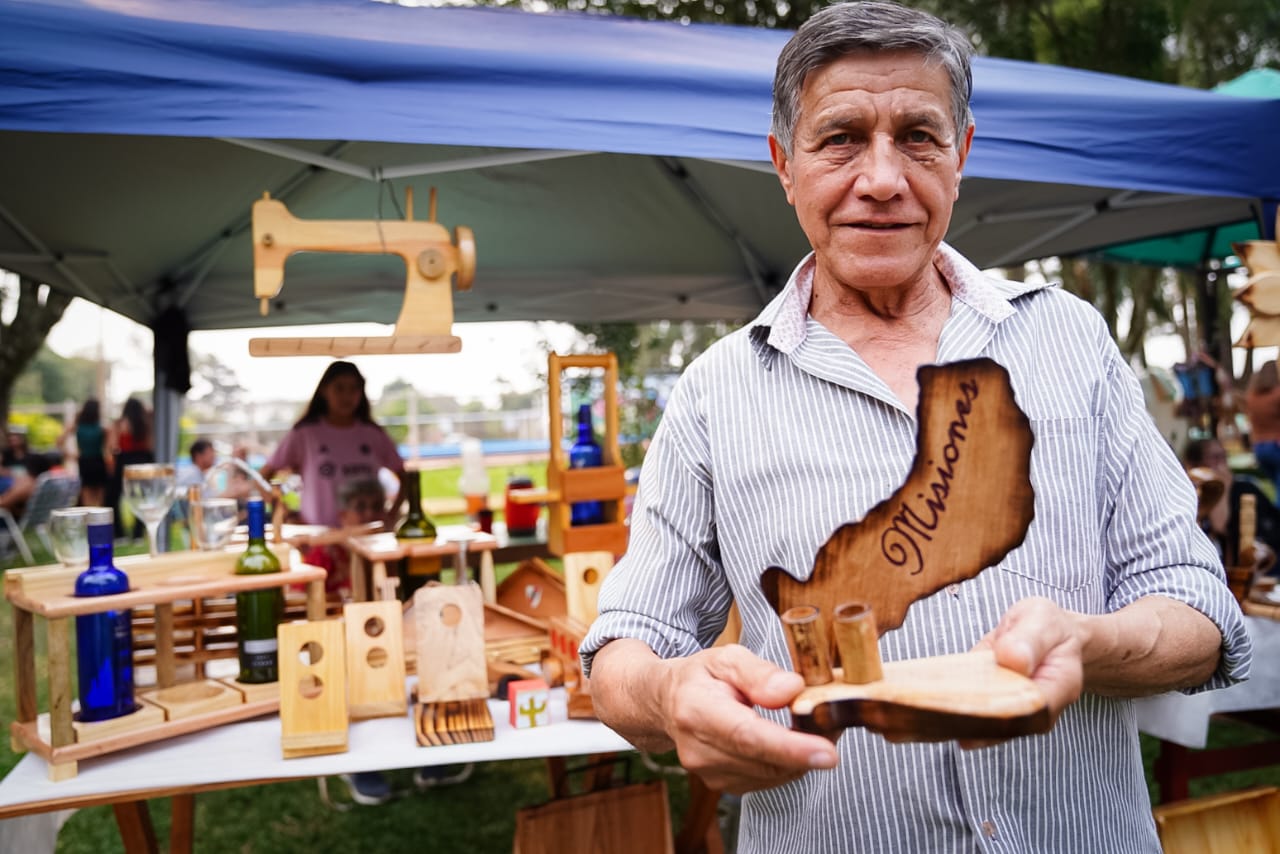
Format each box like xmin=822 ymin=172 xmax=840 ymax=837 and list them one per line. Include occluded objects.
xmin=0 ymin=472 xmax=81 ymax=564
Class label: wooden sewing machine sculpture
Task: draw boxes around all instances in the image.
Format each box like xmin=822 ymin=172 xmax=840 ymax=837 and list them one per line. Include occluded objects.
xmin=1232 ymin=210 xmax=1280 ymax=347
xmin=761 ymin=358 xmax=1051 ymax=741
xmin=249 ymin=188 xmax=476 ymax=357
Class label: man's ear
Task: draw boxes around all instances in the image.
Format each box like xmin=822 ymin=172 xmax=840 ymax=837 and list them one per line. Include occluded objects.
xmin=768 ymin=135 xmax=796 ymax=206
xmin=954 ymin=123 xmax=975 ymax=198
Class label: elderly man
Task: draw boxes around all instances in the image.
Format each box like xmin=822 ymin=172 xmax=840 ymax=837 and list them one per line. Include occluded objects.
xmin=580 ymin=3 xmax=1250 ymax=851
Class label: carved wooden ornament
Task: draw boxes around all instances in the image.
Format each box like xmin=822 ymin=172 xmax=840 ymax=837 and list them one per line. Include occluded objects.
xmin=761 ymin=357 xmax=1047 ymax=740
xmin=1232 ymin=210 xmax=1280 ymax=347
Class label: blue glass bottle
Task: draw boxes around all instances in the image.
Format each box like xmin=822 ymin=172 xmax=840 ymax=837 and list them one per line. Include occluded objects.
xmin=74 ymin=507 xmax=135 ymax=722
xmin=569 ymin=403 xmax=605 ymax=526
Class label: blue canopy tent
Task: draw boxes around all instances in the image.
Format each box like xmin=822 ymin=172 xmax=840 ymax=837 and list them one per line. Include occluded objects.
xmin=1 ymin=0 xmax=1277 ymax=330
xmin=1100 ymin=69 xmax=1280 ymax=270
xmin=0 ymin=0 xmax=1278 ymax=460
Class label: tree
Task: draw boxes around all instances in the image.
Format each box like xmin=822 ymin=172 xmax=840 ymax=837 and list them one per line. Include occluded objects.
xmin=572 ymin=320 xmax=740 ymax=465
xmin=12 ymin=347 xmax=98 ymax=407
xmin=472 ymin=0 xmax=825 ymax=27
xmin=915 ymin=0 xmax=1280 ymax=373
xmin=188 ymin=352 xmax=247 ymax=413
xmin=0 ymin=274 xmax=73 ymax=428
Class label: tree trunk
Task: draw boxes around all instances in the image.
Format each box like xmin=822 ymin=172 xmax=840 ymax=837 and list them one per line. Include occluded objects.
xmin=0 ymin=276 xmax=73 ymax=427
xmin=1122 ymin=266 xmax=1157 ymax=367
xmin=1176 ymin=270 xmax=1195 ymax=360
xmin=1100 ymin=263 xmax=1121 ymax=341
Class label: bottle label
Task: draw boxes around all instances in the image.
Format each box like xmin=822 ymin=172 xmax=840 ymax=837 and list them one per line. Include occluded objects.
xmin=242 ymin=637 xmax=278 ymax=673
xmin=242 ymin=638 xmax=278 ymax=654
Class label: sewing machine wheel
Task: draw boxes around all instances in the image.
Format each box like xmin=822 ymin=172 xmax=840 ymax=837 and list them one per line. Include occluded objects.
xmin=455 ymin=226 xmax=476 ymax=291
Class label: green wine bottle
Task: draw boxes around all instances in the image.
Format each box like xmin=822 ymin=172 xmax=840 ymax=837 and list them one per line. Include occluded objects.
xmin=234 ymin=496 xmax=283 ymax=683
xmin=396 ymin=469 xmax=437 ymax=541
xmin=396 ymin=470 xmax=440 ymax=595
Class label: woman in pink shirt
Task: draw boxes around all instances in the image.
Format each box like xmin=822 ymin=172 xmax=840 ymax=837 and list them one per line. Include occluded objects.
xmin=261 ymin=360 xmax=408 ymax=806
xmin=261 ymin=361 xmax=404 ymax=529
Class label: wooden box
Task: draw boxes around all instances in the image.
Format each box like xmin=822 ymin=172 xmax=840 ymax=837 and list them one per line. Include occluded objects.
xmin=513 ymin=780 xmax=673 ymax=854
xmin=542 ymin=353 xmax=630 ymax=559
xmin=1153 ymin=786 xmax=1280 ymax=853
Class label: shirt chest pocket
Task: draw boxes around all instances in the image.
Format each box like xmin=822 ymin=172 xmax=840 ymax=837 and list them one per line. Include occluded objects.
xmin=998 ymin=416 xmax=1103 ymax=592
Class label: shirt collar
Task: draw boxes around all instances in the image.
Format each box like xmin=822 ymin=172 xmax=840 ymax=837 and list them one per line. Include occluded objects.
xmin=749 ymin=242 xmax=1054 ymax=359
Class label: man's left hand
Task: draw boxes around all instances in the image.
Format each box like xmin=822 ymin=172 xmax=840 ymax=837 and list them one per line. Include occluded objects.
xmin=971 ymin=597 xmax=1085 ymax=735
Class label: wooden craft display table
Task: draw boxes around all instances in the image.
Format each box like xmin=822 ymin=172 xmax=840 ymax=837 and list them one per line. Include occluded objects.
xmin=0 ymin=687 xmax=632 ymax=854
xmin=345 ymin=527 xmax=500 ymax=602
xmin=1135 ymin=615 xmax=1280 ymax=801
xmin=5 ymin=547 xmax=326 ymax=781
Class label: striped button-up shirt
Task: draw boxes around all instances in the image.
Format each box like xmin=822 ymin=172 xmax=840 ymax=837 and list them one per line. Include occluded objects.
xmin=581 ymin=243 xmax=1251 ymax=854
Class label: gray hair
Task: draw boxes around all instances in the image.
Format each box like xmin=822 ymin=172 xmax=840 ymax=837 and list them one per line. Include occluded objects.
xmin=771 ymin=1 xmax=974 ymax=155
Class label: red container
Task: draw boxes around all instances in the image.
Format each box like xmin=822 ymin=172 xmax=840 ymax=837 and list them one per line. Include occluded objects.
xmin=504 ymin=476 xmax=541 ymax=537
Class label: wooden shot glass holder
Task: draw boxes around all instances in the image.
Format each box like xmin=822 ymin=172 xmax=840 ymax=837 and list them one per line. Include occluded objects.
xmin=6 ymin=545 xmax=325 ymax=780
xmin=781 ymin=601 xmax=1050 ymax=741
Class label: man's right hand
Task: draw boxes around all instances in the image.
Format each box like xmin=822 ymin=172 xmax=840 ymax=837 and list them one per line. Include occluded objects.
xmin=590 ymin=639 xmax=839 ymax=794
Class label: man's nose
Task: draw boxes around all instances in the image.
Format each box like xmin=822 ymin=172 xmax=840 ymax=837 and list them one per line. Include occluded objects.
xmin=853 ymin=135 xmax=906 ymax=201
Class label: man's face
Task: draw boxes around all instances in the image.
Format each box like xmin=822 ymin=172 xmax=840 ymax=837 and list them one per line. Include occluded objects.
xmin=194 ymin=446 xmax=216 ymax=472
xmin=769 ymin=50 xmax=973 ymax=295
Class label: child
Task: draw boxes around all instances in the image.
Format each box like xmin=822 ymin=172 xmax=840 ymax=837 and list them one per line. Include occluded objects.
xmin=301 ymin=477 xmax=386 ymax=602
xmin=261 ymin=361 xmax=404 ymax=530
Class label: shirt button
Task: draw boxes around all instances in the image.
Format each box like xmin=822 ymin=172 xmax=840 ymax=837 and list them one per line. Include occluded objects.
xmin=947 ymin=584 xmax=961 ymax=597
xmin=981 ymin=820 xmax=997 ymax=838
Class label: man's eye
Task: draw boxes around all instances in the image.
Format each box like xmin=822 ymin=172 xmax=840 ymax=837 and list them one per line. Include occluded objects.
xmin=904 ymin=129 xmax=935 ymax=144
xmin=824 ymin=133 xmax=851 ymax=146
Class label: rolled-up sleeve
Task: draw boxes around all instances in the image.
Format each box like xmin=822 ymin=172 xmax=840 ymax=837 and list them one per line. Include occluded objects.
xmin=580 ymin=365 xmax=734 ymax=676
xmin=1097 ymin=347 xmax=1251 ymax=691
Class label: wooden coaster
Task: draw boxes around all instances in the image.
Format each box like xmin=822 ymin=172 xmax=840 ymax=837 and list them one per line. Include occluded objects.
xmin=220 ymin=678 xmax=281 ymax=706
xmin=139 ymin=679 xmax=243 ymax=721
xmin=415 ymin=698 xmax=495 ymax=746
xmin=70 ymin=699 xmax=167 ymax=744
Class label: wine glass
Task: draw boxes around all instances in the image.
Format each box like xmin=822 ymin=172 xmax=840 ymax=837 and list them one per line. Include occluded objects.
xmin=122 ymin=463 xmax=177 ymax=557
xmin=192 ymin=497 xmax=238 ymax=551
xmin=48 ymin=507 xmax=92 ymax=567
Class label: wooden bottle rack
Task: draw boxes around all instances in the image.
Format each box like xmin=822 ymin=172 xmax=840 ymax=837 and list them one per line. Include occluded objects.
xmin=6 ymin=545 xmax=325 ymax=780
xmin=509 ymin=352 xmax=629 ymax=558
